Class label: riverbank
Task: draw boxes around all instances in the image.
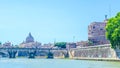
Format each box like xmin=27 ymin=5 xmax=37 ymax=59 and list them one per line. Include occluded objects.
xmin=0 ymin=58 xmax=120 ymax=68
xmin=1 ymin=57 xmax=120 ymax=62
xmin=73 ymin=57 xmax=120 ymax=62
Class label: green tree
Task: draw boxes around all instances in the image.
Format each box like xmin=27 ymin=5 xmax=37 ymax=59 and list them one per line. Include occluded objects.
xmin=106 ymin=12 xmax=120 ymax=49
xmin=0 ymin=42 xmax=2 ymax=47
xmin=0 ymin=42 xmax=2 ymax=45
xmin=54 ymin=42 xmax=66 ymax=48
xmin=15 ymin=45 xmax=19 ymax=48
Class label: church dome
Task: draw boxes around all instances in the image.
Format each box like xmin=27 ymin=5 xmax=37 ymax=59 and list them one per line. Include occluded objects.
xmin=26 ymin=33 xmax=34 ymax=43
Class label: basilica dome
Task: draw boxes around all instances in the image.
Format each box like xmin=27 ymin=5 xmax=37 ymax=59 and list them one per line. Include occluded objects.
xmin=26 ymin=32 xmax=34 ymax=43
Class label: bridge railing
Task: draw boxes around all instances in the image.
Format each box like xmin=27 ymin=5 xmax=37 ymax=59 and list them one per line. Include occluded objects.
xmin=0 ymin=47 xmax=67 ymax=50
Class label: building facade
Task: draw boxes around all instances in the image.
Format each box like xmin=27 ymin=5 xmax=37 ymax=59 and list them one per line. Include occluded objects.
xmin=88 ymin=19 xmax=110 ymax=45
xmin=2 ymin=41 xmax=13 ymax=48
xmin=66 ymin=42 xmax=76 ymax=49
xmin=76 ymin=41 xmax=89 ymax=48
xmin=41 ymin=43 xmax=54 ymax=48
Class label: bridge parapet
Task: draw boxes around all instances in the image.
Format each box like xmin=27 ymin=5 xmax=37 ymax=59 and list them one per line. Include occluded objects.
xmin=0 ymin=48 xmax=68 ymax=58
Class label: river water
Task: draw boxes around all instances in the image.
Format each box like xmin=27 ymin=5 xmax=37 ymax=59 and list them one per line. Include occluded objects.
xmin=0 ymin=58 xmax=120 ymax=68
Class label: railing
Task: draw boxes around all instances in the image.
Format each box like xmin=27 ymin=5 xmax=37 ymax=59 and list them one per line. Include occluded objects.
xmin=0 ymin=48 xmax=67 ymax=50
xmin=71 ymin=44 xmax=110 ymax=50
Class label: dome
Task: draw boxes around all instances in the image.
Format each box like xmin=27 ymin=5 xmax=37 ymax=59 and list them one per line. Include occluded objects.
xmin=26 ymin=32 xmax=34 ymax=43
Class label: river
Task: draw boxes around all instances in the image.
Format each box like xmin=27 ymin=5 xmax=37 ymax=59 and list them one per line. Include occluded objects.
xmin=0 ymin=58 xmax=120 ymax=68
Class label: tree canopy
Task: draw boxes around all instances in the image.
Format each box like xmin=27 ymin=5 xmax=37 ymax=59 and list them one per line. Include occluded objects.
xmin=0 ymin=42 xmax=2 ymax=47
xmin=54 ymin=42 xmax=66 ymax=48
xmin=106 ymin=12 xmax=120 ymax=49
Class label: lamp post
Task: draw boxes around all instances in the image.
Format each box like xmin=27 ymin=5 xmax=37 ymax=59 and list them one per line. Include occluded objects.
xmin=73 ymin=36 xmax=75 ymax=43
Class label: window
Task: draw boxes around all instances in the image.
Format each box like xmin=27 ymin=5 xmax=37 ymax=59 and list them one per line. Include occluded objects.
xmin=100 ymin=28 xmax=103 ymax=30
xmin=93 ymin=26 xmax=95 ymax=29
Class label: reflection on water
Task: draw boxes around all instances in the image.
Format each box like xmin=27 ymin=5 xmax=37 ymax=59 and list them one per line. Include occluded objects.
xmin=0 ymin=58 xmax=120 ymax=68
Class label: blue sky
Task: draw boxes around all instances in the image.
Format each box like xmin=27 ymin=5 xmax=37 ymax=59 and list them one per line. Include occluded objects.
xmin=0 ymin=0 xmax=120 ymax=45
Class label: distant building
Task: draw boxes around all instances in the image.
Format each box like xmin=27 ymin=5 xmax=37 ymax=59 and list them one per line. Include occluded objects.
xmin=19 ymin=42 xmax=41 ymax=48
xmin=76 ymin=41 xmax=89 ymax=48
xmin=19 ymin=32 xmax=41 ymax=48
xmin=41 ymin=43 xmax=54 ymax=48
xmin=2 ymin=41 xmax=13 ymax=48
xmin=66 ymin=42 xmax=76 ymax=49
xmin=88 ymin=19 xmax=110 ymax=45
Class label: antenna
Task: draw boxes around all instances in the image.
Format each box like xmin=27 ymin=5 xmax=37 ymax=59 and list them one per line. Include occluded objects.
xmin=109 ymin=4 xmax=111 ymax=18
xmin=73 ymin=36 xmax=75 ymax=43
xmin=54 ymin=38 xmax=56 ymax=45
xmin=105 ymin=15 xmax=107 ymax=20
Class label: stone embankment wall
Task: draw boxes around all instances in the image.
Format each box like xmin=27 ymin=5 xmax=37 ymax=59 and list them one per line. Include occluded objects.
xmin=69 ymin=44 xmax=120 ymax=60
xmin=52 ymin=50 xmax=68 ymax=59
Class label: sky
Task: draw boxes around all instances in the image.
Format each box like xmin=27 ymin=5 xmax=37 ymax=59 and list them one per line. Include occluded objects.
xmin=0 ymin=0 xmax=120 ymax=45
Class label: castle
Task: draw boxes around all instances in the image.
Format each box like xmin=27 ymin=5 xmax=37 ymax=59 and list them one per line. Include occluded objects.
xmin=88 ymin=18 xmax=110 ymax=45
xmin=76 ymin=17 xmax=110 ymax=47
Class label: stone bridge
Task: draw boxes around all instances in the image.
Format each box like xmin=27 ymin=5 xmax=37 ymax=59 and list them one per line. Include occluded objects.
xmin=0 ymin=48 xmax=69 ymax=58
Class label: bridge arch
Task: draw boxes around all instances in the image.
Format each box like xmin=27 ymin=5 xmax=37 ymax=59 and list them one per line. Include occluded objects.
xmin=36 ymin=51 xmax=49 ymax=56
xmin=0 ymin=51 xmax=9 ymax=57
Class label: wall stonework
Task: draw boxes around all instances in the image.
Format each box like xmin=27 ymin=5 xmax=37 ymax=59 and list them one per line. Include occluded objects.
xmin=69 ymin=44 xmax=120 ymax=60
xmin=115 ymin=49 xmax=120 ymax=59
